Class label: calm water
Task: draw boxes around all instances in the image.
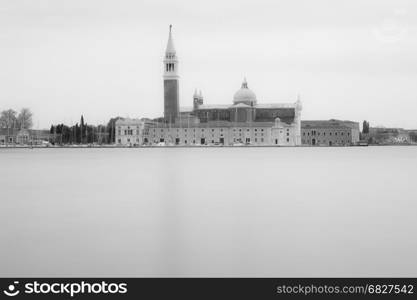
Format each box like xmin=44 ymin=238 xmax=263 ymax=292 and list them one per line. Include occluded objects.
xmin=0 ymin=147 xmax=416 ymax=277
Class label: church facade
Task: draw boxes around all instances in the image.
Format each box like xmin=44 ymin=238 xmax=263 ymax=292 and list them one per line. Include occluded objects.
xmin=116 ymin=26 xmax=302 ymax=146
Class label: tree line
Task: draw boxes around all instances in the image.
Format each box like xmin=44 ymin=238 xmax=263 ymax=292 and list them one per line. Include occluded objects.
xmin=0 ymin=108 xmax=33 ymax=129
xmin=50 ymin=115 xmax=122 ymax=145
xmin=362 ymin=120 xmax=370 ymax=134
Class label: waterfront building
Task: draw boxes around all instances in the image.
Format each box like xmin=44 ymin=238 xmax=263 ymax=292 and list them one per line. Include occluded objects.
xmin=115 ymin=118 xmax=145 ymax=146
xmin=0 ymin=129 xmax=18 ymax=144
xmin=301 ymin=120 xmax=360 ymax=146
xmin=407 ymin=130 xmax=417 ymax=144
xmin=116 ymin=26 xmax=302 ymax=146
xmin=0 ymin=128 xmax=50 ymax=146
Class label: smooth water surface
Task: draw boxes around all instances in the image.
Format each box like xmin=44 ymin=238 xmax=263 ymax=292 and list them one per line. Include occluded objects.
xmin=0 ymin=147 xmax=416 ymax=276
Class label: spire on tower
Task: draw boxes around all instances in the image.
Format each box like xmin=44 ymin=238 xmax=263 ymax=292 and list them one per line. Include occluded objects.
xmin=163 ymin=24 xmax=179 ymax=122
xmin=165 ymin=24 xmax=176 ymax=54
xmin=296 ymin=93 xmax=302 ymax=110
xmin=193 ymin=88 xmax=203 ymax=110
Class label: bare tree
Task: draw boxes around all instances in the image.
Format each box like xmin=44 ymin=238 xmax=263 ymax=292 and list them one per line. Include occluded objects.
xmin=17 ymin=108 xmax=33 ymax=129
xmin=0 ymin=109 xmax=18 ymax=128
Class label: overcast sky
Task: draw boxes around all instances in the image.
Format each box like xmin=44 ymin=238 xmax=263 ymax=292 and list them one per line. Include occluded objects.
xmin=0 ymin=0 xmax=416 ymax=129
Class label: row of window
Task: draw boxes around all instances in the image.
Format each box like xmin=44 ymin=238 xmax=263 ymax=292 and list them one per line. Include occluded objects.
xmin=302 ymin=139 xmax=350 ymax=145
xmin=147 ymin=137 xmax=291 ymax=144
xmin=147 ymin=137 xmax=280 ymax=144
xmin=150 ymin=127 xmax=269 ymax=133
xmin=117 ymin=126 xmax=140 ymax=130
xmin=303 ymin=131 xmax=349 ymax=137
xmin=150 ymin=138 xmax=222 ymax=145
xmin=118 ymin=129 xmax=137 ymax=136
xmin=149 ymin=132 xmax=267 ymax=138
xmin=0 ymin=137 xmax=14 ymax=143
xmin=118 ymin=138 xmax=140 ymax=143
xmin=166 ymin=63 xmax=175 ymax=72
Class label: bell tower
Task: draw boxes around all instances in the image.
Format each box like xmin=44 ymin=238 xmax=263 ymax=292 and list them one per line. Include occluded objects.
xmin=163 ymin=25 xmax=179 ymax=123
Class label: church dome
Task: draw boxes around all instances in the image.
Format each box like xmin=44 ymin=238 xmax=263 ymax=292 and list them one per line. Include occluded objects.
xmin=233 ymin=78 xmax=257 ymax=106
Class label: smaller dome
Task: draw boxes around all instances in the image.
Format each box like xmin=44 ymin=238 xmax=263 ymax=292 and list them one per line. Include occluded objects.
xmin=233 ymin=78 xmax=257 ymax=106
